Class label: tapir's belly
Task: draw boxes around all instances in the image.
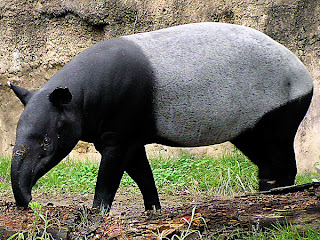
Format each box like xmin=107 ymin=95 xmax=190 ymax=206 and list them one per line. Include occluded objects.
xmin=152 ymin=76 xmax=275 ymax=147
xmin=124 ymin=23 xmax=313 ymax=147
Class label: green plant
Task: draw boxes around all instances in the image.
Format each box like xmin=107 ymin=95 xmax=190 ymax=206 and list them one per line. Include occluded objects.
xmin=177 ymin=207 xmax=207 ymax=240
xmin=7 ymin=231 xmax=28 ymax=240
xmin=30 ymin=202 xmax=43 ymax=225
xmin=9 ymin=202 xmax=61 ymax=240
xmin=34 ymin=158 xmax=99 ymax=193
xmin=146 ymin=150 xmax=259 ymax=196
xmin=0 ymin=154 xmax=11 ymax=192
xmin=35 ymin=211 xmax=61 ymax=240
xmin=310 ymin=161 xmax=320 ymax=182
xmin=154 ymin=207 xmax=207 ymax=240
xmin=219 ymin=221 xmax=320 ymax=240
xmin=77 ymin=206 xmax=91 ymax=229
xmin=1 ymin=152 xmax=318 ymax=197
xmin=98 ymin=204 xmax=110 ymax=217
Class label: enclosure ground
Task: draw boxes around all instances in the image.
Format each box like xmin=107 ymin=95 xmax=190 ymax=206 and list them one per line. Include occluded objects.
xmin=0 ymin=183 xmax=320 ymax=239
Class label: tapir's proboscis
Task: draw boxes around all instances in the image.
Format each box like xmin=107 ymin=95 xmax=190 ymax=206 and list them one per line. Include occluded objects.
xmin=9 ymin=23 xmax=313 ymax=211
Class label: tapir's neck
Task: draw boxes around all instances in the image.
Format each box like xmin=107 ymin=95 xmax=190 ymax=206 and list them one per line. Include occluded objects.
xmin=43 ymin=38 xmax=157 ymax=145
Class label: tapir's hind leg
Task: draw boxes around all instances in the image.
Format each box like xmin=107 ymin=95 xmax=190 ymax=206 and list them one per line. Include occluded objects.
xmin=232 ymin=131 xmax=297 ymax=191
xmin=231 ymin=92 xmax=312 ymax=191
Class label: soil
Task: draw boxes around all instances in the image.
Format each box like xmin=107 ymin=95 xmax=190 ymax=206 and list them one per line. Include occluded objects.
xmin=0 ymin=183 xmax=320 ymax=239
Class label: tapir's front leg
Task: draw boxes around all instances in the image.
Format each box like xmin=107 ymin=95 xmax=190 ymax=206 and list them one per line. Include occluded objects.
xmin=93 ymin=142 xmax=125 ymax=210
xmin=124 ymin=144 xmax=161 ymax=211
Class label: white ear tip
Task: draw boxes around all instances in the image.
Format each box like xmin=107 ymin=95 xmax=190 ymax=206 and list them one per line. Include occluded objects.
xmin=7 ymin=81 xmax=11 ymax=87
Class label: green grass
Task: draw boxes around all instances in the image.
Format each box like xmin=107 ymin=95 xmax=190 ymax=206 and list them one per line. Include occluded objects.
xmin=108 ymin=149 xmax=259 ymax=196
xmin=225 ymin=222 xmax=320 ymax=239
xmin=0 ymin=154 xmax=11 ymax=192
xmin=148 ymin=150 xmax=258 ymax=195
xmin=0 ymin=150 xmax=318 ymax=195
xmin=0 ymin=155 xmax=100 ymax=194
xmin=295 ymin=172 xmax=315 ymax=185
xmin=35 ymin=158 xmax=98 ymax=193
xmin=1 ymin=150 xmax=258 ymax=195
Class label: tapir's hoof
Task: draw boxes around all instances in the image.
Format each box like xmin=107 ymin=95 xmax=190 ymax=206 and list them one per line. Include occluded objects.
xmin=145 ymin=203 xmax=161 ymax=211
xmin=259 ymin=179 xmax=278 ymax=192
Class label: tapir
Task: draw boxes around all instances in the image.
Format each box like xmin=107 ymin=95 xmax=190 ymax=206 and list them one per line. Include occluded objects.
xmin=9 ymin=22 xmax=313 ymax=211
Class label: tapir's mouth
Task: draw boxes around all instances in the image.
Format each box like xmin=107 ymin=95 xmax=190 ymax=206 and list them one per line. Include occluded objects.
xmin=14 ymin=190 xmax=32 ymax=207
xmin=11 ymin=176 xmax=33 ymax=207
xmin=12 ymin=171 xmax=38 ymax=207
xmin=12 ymin=175 xmax=33 ymax=208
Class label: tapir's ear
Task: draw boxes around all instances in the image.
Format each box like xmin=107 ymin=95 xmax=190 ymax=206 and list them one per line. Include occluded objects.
xmin=8 ymin=82 xmax=33 ymax=106
xmin=49 ymin=87 xmax=72 ymax=108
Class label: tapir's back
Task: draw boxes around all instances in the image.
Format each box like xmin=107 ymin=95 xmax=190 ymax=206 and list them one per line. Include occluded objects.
xmin=123 ymin=23 xmax=313 ymax=146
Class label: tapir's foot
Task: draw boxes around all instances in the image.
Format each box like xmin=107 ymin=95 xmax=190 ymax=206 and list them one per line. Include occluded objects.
xmin=259 ymin=178 xmax=295 ymax=192
xmin=144 ymin=202 xmax=161 ymax=211
xmin=92 ymin=198 xmax=112 ymax=213
xmin=259 ymin=179 xmax=279 ymax=191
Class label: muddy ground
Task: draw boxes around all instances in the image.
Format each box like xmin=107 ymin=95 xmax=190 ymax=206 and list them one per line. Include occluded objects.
xmin=0 ymin=183 xmax=320 ymax=239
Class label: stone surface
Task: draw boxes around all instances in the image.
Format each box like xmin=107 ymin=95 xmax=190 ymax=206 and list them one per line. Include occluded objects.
xmin=0 ymin=0 xmax=320 ymax=172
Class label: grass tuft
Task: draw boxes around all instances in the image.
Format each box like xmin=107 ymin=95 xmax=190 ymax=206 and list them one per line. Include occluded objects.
xmin=0 ymin=150 xmax=318 ymax=195
xmin=35 ymin=158 xmax=98 ymax=194
xmin=148 ymin=149 xmax=259 ymax=196
xmin=0 ymin=154 xmax=11 ymax=192
xmin=227 ymin=221 xmax=320 ymax=239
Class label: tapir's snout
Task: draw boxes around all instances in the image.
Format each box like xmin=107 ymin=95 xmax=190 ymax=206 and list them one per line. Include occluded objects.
xmin=12 ymin=185 xmax=32 ymax=207
xmin=11 ymin=145 xmax=35 ymax=207
xmin=11 ymin=170 xmax=33 ymax=207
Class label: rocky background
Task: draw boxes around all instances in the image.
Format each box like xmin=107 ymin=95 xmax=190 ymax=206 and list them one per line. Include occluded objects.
xmin=0 ymin=0 xmax=319 ymax=172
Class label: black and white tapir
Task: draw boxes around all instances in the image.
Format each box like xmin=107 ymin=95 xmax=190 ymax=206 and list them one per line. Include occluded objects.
xmin=9 ymin=22 xmax=313 ymax=211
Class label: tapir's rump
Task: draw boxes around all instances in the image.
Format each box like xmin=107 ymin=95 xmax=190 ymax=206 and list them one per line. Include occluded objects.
xmin=124 ymin=22 xmax=313 ymax=146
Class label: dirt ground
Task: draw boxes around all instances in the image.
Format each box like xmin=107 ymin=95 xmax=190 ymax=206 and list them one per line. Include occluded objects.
xmin=0 ymin=188 xmax=217 ymax=239
xmin=0 ymin=188 xmax=214 ymax=216
xmin=0 ymin=183 xmax=320 ymax=239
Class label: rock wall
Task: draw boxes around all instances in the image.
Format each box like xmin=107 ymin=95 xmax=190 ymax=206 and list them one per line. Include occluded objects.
xmin=0 ymin=0 xmax=320 ymax=172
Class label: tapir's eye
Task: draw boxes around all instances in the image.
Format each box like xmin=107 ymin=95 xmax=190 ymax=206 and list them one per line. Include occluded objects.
xmin=40 ymin=135 xmax=52 ymax=152
xmin=43 ymin=137 xmax=51 ymax=146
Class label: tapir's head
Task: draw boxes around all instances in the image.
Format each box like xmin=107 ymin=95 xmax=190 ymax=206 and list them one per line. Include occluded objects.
xmin=9 ymin=83 xmax=81 ymax=207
